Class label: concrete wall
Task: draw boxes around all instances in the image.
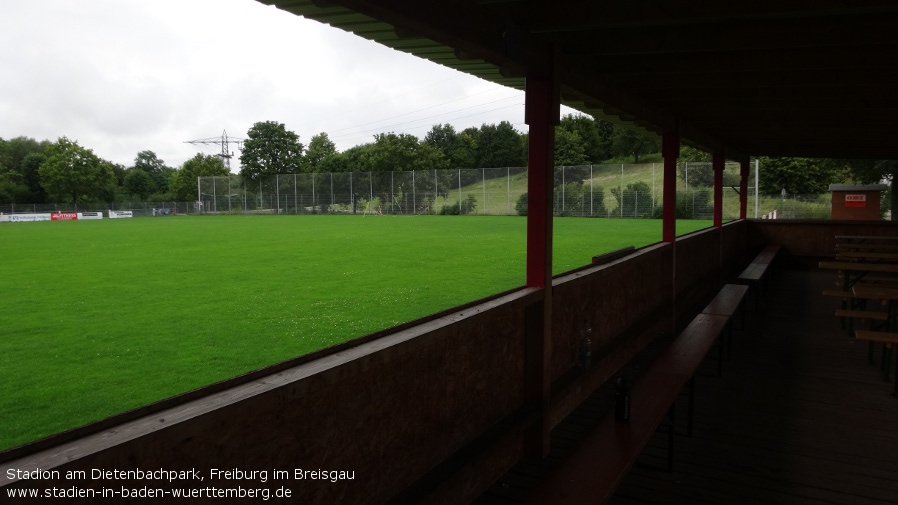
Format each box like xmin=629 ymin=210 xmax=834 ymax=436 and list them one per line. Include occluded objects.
xmin=1 ymin=221 xmax=759 ymax=505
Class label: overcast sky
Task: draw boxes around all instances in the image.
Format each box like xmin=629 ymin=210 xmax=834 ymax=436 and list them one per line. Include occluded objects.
xmin=0 ymin=0 xmax=563 ymax=172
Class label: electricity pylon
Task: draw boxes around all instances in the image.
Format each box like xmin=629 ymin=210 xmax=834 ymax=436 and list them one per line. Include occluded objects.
xmin=184 ymin=130 xmax=243 ymax=171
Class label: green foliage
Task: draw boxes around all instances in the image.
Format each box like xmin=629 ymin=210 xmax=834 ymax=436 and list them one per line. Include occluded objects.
xmin=424 ymin=123 xmax=478 ymax=169
xmin=676 ymin=189 xmax=713 ymax=219
xmin=471 ymin=121 xmax=525 ymax=168
xmin=679 ymin=146 xmax=712 ymax=162
xmin=123 ymin=169 xmax=156 ymax=200
xmin=516 ymin=192 xmax=528 ymax=216
xmin=757 ymin=157 xmax=846 ymax=195
xmin=131 ymin=150 xmax=172 ymax=193
xmin=610 ymin=181 xmax=653 ymax=217
xmin=440 ymin=194 xmax=477 ymax=215
xmin=370 ymin=132 xmax=446 ymax=172
xmin=38 ymin=137 xmax=116 ymax=204
xmin=305 ymin=132 xmax=337 ymax=172
xmin=554 ymin=128 xmax=590 ymax=166
xmin=239 ymin=120 xmax=305 ymax=183
xmin=559 ymin=114 xmax=605 ymax=163
xmin=612 ymin=127 xmax=661 ymax=163
xmin=679 ymin=162 xmax=714 ymax=188
xmin=555 ymin=182 xmax=584 ymax=216
xmin=170 ymin=153 xmax=229 ymax=201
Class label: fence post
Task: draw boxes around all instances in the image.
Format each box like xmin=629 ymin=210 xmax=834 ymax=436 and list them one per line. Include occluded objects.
xmin=507 ymin=167 xmax=511 ymax=215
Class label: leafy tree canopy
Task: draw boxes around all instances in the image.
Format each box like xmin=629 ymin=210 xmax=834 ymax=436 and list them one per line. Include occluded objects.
xmin=305 ymin=132 xmax=337 ymax=172
xmin=38 ymin=137 xmax=116 ymax=204
xmin=554 ymin=128 xmax=589 ymax=166
xmin=171 ymin=153 xmax=229 ymax=201
xmin=757 ymin=157 xmax=847 ymax=195
xmin=558 ymin=114 xmax=605 ymax=163
xmin=611 ymin=127 xmax=660 ymax=163
xmin=239 ymin=121 xmax=305 ymax=182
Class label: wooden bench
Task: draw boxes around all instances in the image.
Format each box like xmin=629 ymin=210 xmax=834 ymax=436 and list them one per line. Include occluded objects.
xmin=737 ymin=244 xmax=781 ymax=310
xmin=834 ymin=309 xmax=888 ymax=322
xmin=701 ymin=283 xmax=749 ymax=367
xmin=522 ymin=313 xmax=730 ymax=504
xmin=855 ymin=330 xmax=898 ymax=395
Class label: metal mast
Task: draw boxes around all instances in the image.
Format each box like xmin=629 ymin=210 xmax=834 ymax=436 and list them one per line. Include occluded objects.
xmin=184 ymin=130 xmax=243 ymax=171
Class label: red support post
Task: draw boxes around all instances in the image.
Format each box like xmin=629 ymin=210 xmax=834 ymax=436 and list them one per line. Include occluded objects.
xmin=523 ymin=72 xmax=558 ymax=458
xmin=739 ymin=160 xmax=750 ymax=219
xmin=525 ymin=77 xmax=556 ymax=288
xmin=662 ymin=131 xmax=679 ymax=242
xmin=713 ymin=152 xmax=724 ymax=227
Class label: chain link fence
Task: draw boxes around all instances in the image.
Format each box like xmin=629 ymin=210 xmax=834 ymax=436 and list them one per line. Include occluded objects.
xmin=1 ymin=162 xmax=870 ymax=220
xmin=195 ymin=163 xmax=750 ymax=219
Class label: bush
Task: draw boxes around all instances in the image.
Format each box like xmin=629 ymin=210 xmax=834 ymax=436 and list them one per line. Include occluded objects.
xmin=516 ymin=193 xmax=528 ymax=216
xmin=440 ymin=194 xmax=477 ymax=215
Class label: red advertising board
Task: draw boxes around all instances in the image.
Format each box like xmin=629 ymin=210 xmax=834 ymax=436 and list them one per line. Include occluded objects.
xmin=51 ymin=212 xmax=78 ymax=221
xmin=844 ymin=194 xmax=867 ymax=208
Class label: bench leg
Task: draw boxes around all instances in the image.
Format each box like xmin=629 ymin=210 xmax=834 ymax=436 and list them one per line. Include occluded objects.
xmin=717 ymin=334 xmax=725 ymax=377
xmin=882 ymin=344 xmax=898 ymax=382
xmin=687 ymin=377 xmax=695 ymax=437
xmin=665 ymin=405 xmax=675 ymax=473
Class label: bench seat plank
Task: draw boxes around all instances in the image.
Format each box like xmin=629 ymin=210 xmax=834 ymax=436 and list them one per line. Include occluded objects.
xmin=738 ymin=262 xmax=767 ymax=282
xmin=751 ymin=245 xmax=781 ymax=265
xmin=652 ymin=314 xmax=730 ymax=377
xmin=702 ymin=284 xmax=749 ymax=318
xmin=522 ymin=372 xmax=687 ymax=505
xmin=835 ymin=309 xmax=889 ymax=321
xmin=523 ymin=313 xmax=729 ymax=505
xmin=855 ymin=330 xmax=898 ymax=344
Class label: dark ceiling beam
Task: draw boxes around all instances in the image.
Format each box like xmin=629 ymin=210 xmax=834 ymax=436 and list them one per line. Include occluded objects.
xmin=602 ymin=69 xmax=898 ymax=92
xmin=553 ymin=15 xmax=898 ymax=57
xmin=580 ymin=45 xmax=898 ymax=77
xmin=321 ymin=0 xmax=550 ymax=77
xmin=517 ymin=0 xmax=898 ymax=33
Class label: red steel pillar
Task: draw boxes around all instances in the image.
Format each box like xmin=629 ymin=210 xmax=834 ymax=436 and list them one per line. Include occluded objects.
xmin=662 ymin=131 xmax=680 ymax=242
xmin=525 ymin=76 xmax=558 ymax=288
xmin=713 ymin=152 xmax=725 ymax=227
xmin=739 ymin=160 xmax=750 ymax=219
xmin=524 ymin=71 xmax=559 ymax=458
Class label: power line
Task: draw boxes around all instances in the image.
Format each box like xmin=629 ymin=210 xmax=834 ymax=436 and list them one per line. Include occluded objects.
xmin=328 ymin=98 xmax=524 ymax=144
xmin=323 ymin=85 xmax=516 ymax=136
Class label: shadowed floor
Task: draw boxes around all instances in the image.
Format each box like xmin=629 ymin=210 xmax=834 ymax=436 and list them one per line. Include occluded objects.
xmin=476 ymin=268 xmax=898 ymax=505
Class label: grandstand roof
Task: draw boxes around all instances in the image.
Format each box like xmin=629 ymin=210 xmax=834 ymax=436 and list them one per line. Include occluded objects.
xmin=258 ymin=0 xmax=898 ymax=162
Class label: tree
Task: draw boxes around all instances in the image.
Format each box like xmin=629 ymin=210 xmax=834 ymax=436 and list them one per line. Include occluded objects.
xmin=305 ymin=132 xmax=337 ymax=172
xmin=554 ymin=128 xmax=589 ymax=166
xmin=124 ymin=169 xmax=156 ymax=200
xmin=170 ymin=153 xmax=229 ymax=201
xmin=471 ymin=121 xmax=526 ymax=168
xmin=612 ymin=126 xmax=660 ymax=163
xmin=239 ymin=121 xmax=305 ymax=182
xmin=610 ymin=181 xmax=653 ymax=217
xmin=131 ymin=150 xmax=172 ymax=193
xmin=558 ymin=114 xmax=605 ymax=163
xmin=757 ymin=157 xmax=846 ymax=195
xmin=0 ymin=170 xmax=29 ymax=204
xmin=368 ymin=133 xmax=446 ymax=172
xmin=21 ymin=152 xmax=48 ymax=203
xmin=451 ymin=131 xmax=478 ymax=169
xmin=595 ymin=119 xmax=616 ymax=161
xmin=38 ymin=137 xmax=116 ymax=204
xmin=679 ymin=162 xmax=714 ymax=188
xmin=841 ymin=159 xmax=898 ymax=216
xmin=424 ymin=124 xmax=457 ymax=159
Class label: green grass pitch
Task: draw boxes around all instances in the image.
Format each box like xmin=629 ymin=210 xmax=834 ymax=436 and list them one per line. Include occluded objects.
xmin=0 ymin=215 xmax=710 ymax=450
